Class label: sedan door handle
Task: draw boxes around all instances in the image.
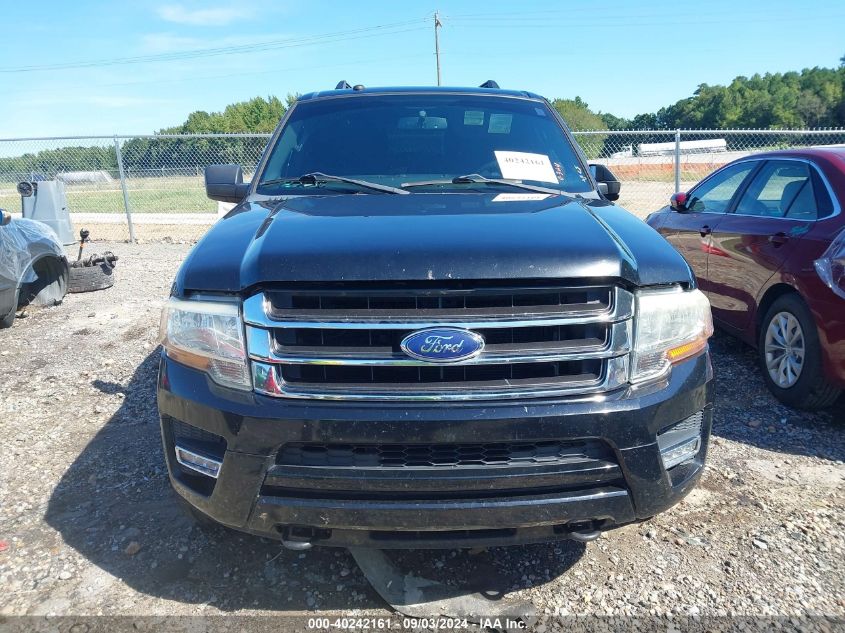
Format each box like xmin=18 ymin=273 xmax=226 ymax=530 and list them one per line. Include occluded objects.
xmin=699 ymin=225 xmax=712 ymax=237
xmin=769 ymin=232 xmax=789 ymax=246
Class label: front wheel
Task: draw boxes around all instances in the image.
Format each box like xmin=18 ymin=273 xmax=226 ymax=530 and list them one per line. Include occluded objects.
xmin=0 ymin=288 xmax=19 ymax=328
xmin=176 ymin=495 xmax=219 ymax=529
xmin=0 ymin=308 xmax=15 ymax=328
xmin=758 ymin=294 xmax=840 ymax=410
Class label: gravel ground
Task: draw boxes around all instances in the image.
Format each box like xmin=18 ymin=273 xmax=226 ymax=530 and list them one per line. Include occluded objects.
xmin=0 ymin=242 xmax=843 ymax=627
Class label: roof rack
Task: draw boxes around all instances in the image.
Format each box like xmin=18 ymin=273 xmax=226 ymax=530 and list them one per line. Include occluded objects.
xmin=335 ymin=80 xmax=352 ymax=90
xmin=479 ymin=80 xmax=500 ymax=89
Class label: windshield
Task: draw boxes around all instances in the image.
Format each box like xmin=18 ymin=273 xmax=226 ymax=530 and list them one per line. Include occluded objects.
xmin=256 ymin=94 xmax=593 ymax=195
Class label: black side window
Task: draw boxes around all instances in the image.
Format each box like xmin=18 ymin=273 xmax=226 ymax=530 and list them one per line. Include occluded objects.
xmin=811 ymin=168 xmax=834 ymax=219
xmin=735 ymin=160 xmax=816 ymax=220
xmin=687 ymin=162 xmax=755 ymax=213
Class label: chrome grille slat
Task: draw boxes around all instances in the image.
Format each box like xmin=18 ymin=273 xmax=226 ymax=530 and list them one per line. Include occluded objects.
xmin=252 ymin=356 xmax=629 ymax=401
xmin=243 ymin=286 xmax=633 ymax=328
xmin=245 ymin=283 xmax=634 ymax=401
xmin=246 ymin=321 xmax=631 ymax=366
xmin=264 ymin=285 xmax=613 ymax=316
xmin=265 ymin=303 xmax=608 ymax=321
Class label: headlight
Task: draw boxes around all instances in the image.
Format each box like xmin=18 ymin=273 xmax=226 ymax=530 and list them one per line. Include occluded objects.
xmin=631 ymin=286 xmax=713 ymax=384
xmin=814 ymin=229 xmax=845 ymax=300
xmin=159 ymin=297 xmax=251 ymax=391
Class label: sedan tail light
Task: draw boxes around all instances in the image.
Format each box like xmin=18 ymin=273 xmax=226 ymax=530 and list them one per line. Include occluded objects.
xmin=814 ymin=229 xmax=845 ymax=300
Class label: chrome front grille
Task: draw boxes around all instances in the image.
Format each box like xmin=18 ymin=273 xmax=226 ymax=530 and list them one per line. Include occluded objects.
xmin=243 ymin=282 xmax=633 ymax=401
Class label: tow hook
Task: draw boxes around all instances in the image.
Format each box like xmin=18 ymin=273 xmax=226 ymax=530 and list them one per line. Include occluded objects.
xmin=281 ymin=539 xmax=312 ymax=551
xmin=569 ymin=529 xmax=601 ymax=543
xmin=563 ymin=521 xmax=603 ymax=542
xmin=278 ymin=526 xmax=323 ymax=550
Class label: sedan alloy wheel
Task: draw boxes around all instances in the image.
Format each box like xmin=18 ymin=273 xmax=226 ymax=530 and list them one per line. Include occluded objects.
xmin=764 ymin=310 xmax=805 ymax=388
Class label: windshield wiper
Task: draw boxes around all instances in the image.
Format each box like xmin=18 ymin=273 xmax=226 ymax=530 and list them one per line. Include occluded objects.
xmin=402 ymin=174 xmax=566 ymax=196
xmin=260 ymin=172 xmax=408 ymax=195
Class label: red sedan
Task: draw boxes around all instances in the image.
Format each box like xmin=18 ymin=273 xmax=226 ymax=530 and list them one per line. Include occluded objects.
xmin=647 ymin=148 xmax=845 ymax=409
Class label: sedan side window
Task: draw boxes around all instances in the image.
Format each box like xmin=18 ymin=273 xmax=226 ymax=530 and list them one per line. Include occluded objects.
xmin=735 ymin=161 xmax=817 ymax=220
xmin=687 ymin=162 xmax=755 ymax=213
xmin=810 ymin=168 xmax=835 ymax=219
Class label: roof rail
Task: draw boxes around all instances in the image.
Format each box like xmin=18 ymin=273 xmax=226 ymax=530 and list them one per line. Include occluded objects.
xmin=335 ymin=80 xmax=352 ymax=90
xmin=479 ymin=80 xmax=500 ymax=89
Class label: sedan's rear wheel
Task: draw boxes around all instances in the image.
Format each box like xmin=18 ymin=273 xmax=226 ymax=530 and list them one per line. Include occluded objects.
xmin=764 ymin=311 xmax=805 ymax=388
xmin=758 ymin=294 xmax=841 ymax=410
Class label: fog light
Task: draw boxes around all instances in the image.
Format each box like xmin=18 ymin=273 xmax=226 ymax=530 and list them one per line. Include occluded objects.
xmin=175 ymin=445 xmax=222 ymax=479
xmin=659 ymin=436 xmax=701 ymax=470
xmin=657 ymin=411 xmax=703 ymax=470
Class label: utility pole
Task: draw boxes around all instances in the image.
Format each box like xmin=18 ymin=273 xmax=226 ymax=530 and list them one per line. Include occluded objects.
xmin=434 ymin=11 xmax=442 ymax=86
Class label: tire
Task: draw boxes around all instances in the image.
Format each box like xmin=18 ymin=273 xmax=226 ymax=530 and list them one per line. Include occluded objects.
xmin=758 ymin=294 xmax=841 ymax=410
xmin=176 ymin=495 xmax=219 ymax=529
xmin=68 ymin=263 xmax=114 ymax=293
xmin=0 ymin=304 xmax=16 ymax=328
xmin=20 ymin=257 xmax=68 ymax=307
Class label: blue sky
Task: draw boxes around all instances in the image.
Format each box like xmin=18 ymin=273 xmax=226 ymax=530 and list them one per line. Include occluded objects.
xmin=1 ymin=0 xmax=843 ymax=138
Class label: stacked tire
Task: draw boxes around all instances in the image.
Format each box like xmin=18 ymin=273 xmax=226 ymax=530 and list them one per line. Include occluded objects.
xmin=68 ymin=252 xmax=117 ymax=294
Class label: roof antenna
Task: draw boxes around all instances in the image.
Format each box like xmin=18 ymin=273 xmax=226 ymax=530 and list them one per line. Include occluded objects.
xmin=335 ymin=80 xmax=352 ymax=90
xmin=479 ymin=80 xmax=499 ymax=89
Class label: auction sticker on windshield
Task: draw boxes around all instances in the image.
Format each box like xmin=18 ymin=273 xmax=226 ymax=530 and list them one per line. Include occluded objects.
xmin=494 ymin=151 xmax=558 ymax=183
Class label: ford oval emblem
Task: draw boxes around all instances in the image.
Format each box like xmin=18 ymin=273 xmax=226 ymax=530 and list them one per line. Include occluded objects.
xmin=400 ymin=328 xmax=485 ymax=363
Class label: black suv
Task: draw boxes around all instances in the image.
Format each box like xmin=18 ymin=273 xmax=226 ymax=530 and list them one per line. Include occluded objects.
xmin=157 ymin=84 xmax=714 ymax=549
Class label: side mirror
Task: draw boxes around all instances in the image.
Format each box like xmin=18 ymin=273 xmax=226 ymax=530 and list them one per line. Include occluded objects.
xmin=0 ymin=209 xmax=11 ymax=226
xmin=17 ymin=181 xmax=35 ymax=197
xmin=670 ymin=191 xmax=689 ymax=212
xmin=588 ymin=163 xmax=621 ymax=201
xmin=204 ymin=165 xmax=250 ymax=203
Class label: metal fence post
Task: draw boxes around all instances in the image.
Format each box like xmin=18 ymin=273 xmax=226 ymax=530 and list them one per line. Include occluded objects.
xmin=113 ymin=135 xmax=136 ymax=243
xmin=674 ymin=129 xmax=681 ymax=193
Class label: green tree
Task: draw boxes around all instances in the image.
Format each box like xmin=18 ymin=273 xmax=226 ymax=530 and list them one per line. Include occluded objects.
xmin=169 ymin=95 xmax=291 ymax=134
xmin=0 ymin=146 xmax=116 ymax=179
xmin=550 ymin=97 xmax=608 ymax=158
xmin=600 ymin=112 xmax=630 ymax=130
xmin=652 ymin=67 xmax=845 ymax=130
xmin=550 ymin=97 xmax=607 ymax=131
xmin=120 ymin=94 xmax=298 ymax=171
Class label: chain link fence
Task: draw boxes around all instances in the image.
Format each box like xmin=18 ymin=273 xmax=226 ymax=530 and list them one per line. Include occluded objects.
xmin=0 ymin=134 xmax=270 ymax=241
xmin=2 ymin=129 xmax=844 ymax=241
xmin=577 ymin=129 xmax=845 ymax=220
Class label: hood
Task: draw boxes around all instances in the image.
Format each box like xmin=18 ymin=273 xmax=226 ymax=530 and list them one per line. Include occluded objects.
xmin=175 ymin=193 xmax=693 ymax=294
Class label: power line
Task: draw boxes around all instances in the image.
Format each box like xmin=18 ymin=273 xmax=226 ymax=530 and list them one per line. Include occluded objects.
xmin=5 ymin=53 xmax=432 ymax=97
xmin=0 ymin=18 xmax=429 ymax=73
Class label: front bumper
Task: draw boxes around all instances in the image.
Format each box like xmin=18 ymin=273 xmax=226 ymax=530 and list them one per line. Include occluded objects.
xmin=157 ymin=350 xmax=714 ymax=549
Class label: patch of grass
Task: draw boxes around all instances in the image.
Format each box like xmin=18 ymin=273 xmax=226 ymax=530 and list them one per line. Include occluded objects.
xmin=611 ymin=168 xmax=717 ymax=183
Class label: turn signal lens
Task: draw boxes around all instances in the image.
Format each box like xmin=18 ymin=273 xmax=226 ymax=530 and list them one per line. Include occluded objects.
xmin=666 ymin=336 xmax=710 ymax=364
